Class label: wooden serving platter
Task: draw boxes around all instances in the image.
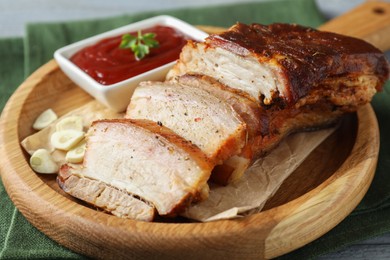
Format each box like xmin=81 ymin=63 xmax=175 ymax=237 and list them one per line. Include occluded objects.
xmin=1 ymin=2 xmax=389 ymax=259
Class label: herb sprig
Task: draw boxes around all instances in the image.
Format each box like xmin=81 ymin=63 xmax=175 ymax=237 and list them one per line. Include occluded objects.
xmin=119 ymin=31 xmax=159 ymax=60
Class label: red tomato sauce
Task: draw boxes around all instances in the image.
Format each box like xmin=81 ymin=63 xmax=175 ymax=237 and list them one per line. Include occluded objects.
xmin=70 ymin=25 xmax=189 ymax=85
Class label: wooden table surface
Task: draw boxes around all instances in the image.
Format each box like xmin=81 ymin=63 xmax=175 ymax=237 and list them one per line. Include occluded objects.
xmin=0 ymin=0 xmax=389 ymax=259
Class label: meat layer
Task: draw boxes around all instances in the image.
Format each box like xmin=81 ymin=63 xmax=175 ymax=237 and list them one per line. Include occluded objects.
xmin=172 ymin=74 xmax=267 ymax=138
xmin=80 ymin=119 xmax=214 ymax=216
xmin=126 ymin=81 xmax=247 ymax=164
xmin=58 ymin=164 xmax=156 ymax=221
xmin=167 ymin=23 xmax=389 ymax=107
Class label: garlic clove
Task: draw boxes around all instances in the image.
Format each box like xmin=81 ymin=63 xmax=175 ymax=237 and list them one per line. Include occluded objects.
xmin=55 ymin=116 xmax=84 ymax=132
xmin=65 ymin=140 xmax=86 ymax=163
xmin=32 ymin=109 xmax=58 ymax=130
xmin=51 ymin=130 xmax=85 ymax=150
xmin=29 ymin=149 xmax=59 ymax=174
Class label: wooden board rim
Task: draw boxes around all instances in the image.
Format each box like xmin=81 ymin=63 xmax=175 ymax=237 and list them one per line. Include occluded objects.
xmin=0 ymin=59 xmax=379 ymax=259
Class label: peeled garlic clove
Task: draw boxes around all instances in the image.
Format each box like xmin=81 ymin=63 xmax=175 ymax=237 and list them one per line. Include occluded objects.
xmin=51 ymin=130 xmax=85 ymax=150
xmin=32 ymin=109 xmax=58 ymax=130
xmin=56 ymin=116 xmax=84 ymax=132
xmin=30 ymin=149 xmax=59 ymax=174
xmin=66 ymin=140 xmax=86 ymax=163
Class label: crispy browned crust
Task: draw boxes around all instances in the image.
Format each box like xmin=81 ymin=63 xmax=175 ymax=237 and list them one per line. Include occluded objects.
xmin=209 ymin=23 xmax=390 ymax=105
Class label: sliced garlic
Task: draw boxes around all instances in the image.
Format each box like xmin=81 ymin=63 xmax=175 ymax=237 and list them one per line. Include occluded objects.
xmin=51 ymin=130 xmax=85 ymax=150
xmin=32 ymin=109 xmax=58 ymax=130
xmin=56 ymin=116 xmax=84 ymax=132
xmin=66 ymin=140 xmax=86 ymax=163
xmin=29 ymin=149 xmax=59 ymax=174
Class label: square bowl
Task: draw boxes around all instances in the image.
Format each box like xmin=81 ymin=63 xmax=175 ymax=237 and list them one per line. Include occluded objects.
xmin=54 ymin=15 xmax=208 ymax=112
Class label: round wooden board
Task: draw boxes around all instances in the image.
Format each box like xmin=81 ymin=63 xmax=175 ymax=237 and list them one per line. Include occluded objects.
xmin=0 ymin=58 xmax=380 ymax=259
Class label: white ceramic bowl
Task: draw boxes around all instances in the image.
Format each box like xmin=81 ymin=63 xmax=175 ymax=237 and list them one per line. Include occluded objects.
xmin=54 ymin=15 xmax=208 ymax=112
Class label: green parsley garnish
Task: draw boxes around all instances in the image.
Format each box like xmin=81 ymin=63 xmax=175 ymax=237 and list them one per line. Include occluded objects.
xmin=119 ymin=30 xmax=159 ymax=60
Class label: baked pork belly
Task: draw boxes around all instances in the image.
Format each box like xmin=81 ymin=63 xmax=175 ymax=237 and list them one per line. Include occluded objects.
xmin=165 ymin=22 xmax=389 ymax=184
xmin=67 ymin=119 xmax=213 ymax=216
xmin=126 ymin=81 xmax=246 ymax=164
xmin=167 ymin=23 xmax=389 ymax=108
xmin=55 ymin=22 xmax=389 ymax=218
xmin=58 ymin=164 xmax=155 ymax=221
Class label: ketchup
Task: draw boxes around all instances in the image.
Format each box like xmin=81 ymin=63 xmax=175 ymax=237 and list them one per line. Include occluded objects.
xmin=70 ymin=25 xmax=189 ymax=85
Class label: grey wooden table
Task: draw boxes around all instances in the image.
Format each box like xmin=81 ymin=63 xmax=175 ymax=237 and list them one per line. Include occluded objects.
xmin=1 ymin=0 xmax=389 ymax=259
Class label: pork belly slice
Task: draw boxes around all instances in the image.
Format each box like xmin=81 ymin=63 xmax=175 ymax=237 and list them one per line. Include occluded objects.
xmin=172 ymin=74 xmax=265 ymax=184
xmin=80 ymin=119 xmax=213 ymax=216
xmin=126 ymin=81 xmax=247 ymax=164
xmin=57 ymin=164 xmax=155 ymax=221
xmin=167 ymin=23 xmax=389 ymax=107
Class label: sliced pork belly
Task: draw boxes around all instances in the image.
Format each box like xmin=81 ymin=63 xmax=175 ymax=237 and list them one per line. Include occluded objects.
xmin=126 ymin=81 xmax=246 ymax=164
xmin=57 ymin=164 xmax=155 ymax=221
xmin=79 ymin=119 xmax=214 ymax=216
xmin=172 ymin=74 xmax=266 ymax=184
xmin=167 ymin=23 xmax=389 ymax=107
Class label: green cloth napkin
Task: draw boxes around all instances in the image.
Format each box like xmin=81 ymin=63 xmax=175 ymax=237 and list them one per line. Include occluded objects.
xmin=0 ymin=0 xmax=389 ymax=258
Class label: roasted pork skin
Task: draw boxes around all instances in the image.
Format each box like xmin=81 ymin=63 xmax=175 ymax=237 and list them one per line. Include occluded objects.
xmin=167 ymin=23 xmax=389 ymax=107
